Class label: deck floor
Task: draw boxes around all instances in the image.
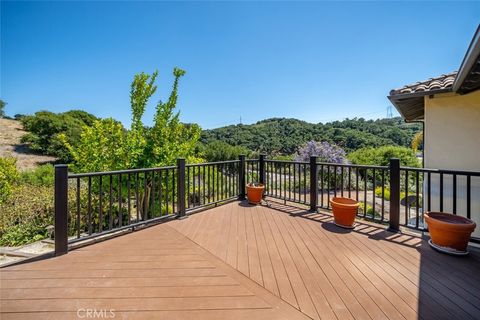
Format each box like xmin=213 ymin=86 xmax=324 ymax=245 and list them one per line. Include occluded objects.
xmin=0 ymin=221 xmax=309 ymax=320
xmin=2 ymin=200 xmax=480 ymax=320
xmin=169 ymin=200 xmax=480 ymax=320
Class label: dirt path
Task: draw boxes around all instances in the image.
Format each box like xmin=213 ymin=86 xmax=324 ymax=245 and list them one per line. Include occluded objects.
xmin=0 ymin=118 xmax=57 ymax=171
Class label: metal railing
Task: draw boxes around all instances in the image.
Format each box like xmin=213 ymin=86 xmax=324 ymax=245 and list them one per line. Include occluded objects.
xmin=54 ymin=155 xmax=480 ymax=255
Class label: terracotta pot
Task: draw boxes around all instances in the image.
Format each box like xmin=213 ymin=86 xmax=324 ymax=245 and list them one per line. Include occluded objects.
xmin=425 ymin=212 xmax=476 ymax=252
xmin=246 ymin=183 xmax=265 ymax=205
xmin=330 ymin=197 xmax=360 ymax=228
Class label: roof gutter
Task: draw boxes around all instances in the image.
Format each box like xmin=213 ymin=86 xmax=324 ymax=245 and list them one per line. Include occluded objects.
xmin=452 ymin=25 xmax=480 ymax=92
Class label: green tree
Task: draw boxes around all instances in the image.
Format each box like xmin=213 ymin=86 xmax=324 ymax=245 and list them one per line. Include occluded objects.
xmin=0 ymin=100 xmax=6 ymax=118
xmin=20 ymin=110 xmax=98 ymax=162
xmin=348 ymin=145 xmax=420 ymax=167
xmin=199 ymin=140 xmax=251 ymax=162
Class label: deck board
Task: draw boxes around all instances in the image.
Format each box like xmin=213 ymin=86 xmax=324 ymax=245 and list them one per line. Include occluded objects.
xmin=1 ymin=223 xmax=310 ymax=320
xmin=168 ymin=200 xmax=480 ymax=320
xmin=3 ymin=200 xmax=480 ymax=320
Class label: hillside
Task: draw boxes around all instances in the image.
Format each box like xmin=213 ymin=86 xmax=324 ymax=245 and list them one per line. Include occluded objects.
xmin=0 ymin=118 xmax=57 ymax=171
xmin=200 ymin=117 xmax=421 ymax=155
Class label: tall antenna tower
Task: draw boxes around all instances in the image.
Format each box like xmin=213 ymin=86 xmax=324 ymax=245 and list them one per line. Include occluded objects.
xmin=387 ymin=106 xmax=393 ymax=118
xmin=239 ymin=116 xmax=242 ymax=125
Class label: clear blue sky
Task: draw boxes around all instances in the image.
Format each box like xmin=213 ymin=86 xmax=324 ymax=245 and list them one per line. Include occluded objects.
xmin=2 ymin=1 xmax=479 ymax=129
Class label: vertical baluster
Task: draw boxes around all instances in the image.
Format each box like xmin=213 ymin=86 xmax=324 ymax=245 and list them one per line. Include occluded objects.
xmin=99 ymin=176 xmax=103 ymax=233
xmin=440 ymin=173 xmax=444 ymax=212
xmin=118 ymin=174 xmax=122 ymax=227
xmin=355 ymin=167 xmax=359 ymax=202
xmin=144 ymin=172 xmax=148 ymax=220
xmin=333 ymin=165 xmax=337 ymax=198
xmin=172 ymin=168 xmax=176 ymax=213
xmin=452 ymin=174 xmax=457 ymax=215
xmin=165 ymin=169 xmax=169 ymax=215
xmin=340 ymin=166 xmax=344 ymax=197
xmin=150 ymin=171 xmax=155 ymax=218
xmin=303 ymin=164 xmax=307 ymax=203
xmin=363 ymin=169 xmax=367 ymax=217
xmin=427 ymin=172 xmax=431 ymax=212
xmin=381 ymin=170 xmax=385 ymax=221
xmin=327 ymin=165 xmax=330 ymax=209
xmin=372 ymin=168 xmax=376 ymax=219
xmin=158 ymin=170 xmax=163 ymax=216
xmin=348 ymin=167 xmax=351 ymax=198
xmin=76 ymin=178 xmax=81 ymax=238
xmin=187 ymin=166 xmax=190 ymax=208
xmin=127 ymin=173 xmax=131 ymax=225
xmin=135 ymin=173 xmax=139 ymax=222
xmin=207 ymin=165 xmax=211 ymax=203
xmin=405 ymin=170 xmax=409 ymax=225
xmin=416 ymin=171 xmax=420 ymax=227
xmin=109 ymin=175 xmax=113 ymax=229
xmin=320 ymin=164 xmax=324 ymax=208
xmin=467 ymin=175 xmax=471 ymax=219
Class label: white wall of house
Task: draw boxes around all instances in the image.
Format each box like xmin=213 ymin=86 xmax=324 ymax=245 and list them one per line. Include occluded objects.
xmin=424 ymin=90 xmax=480 ymax=239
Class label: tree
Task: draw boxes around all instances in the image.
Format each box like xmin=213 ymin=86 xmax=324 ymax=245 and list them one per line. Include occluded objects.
xmin=200 ymin=140 xmax=251 ymax=162
xmin=20 ymin=110 xmax=98 ymax=162
xmin=348 ymin=145 xmax=420 ymax=167
xmin=64 ymin=68 xmax=201 ymax=172
xmin=412 ymin=131 xmax=423 ymax=153
xmin=0 ymin=100 xmax=6 ymax=118
xmin=294 ymin=140 xmax=347 ymax=163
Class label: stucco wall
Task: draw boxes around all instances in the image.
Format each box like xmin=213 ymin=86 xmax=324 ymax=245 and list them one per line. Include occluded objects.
xmin=424 ymin=90 xmax=480 ymax=170
xmin=424 ymin=90 xmax=480 ymax=239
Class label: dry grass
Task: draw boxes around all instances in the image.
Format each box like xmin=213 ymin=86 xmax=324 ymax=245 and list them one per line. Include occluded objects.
xmin=0 ymin=118 xmax=57 ymax=171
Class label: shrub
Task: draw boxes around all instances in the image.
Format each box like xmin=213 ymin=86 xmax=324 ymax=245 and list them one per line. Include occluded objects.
xmin=374 ymin=186 xmax=390 ymax=200
xmin=0 ymin=157 xmax=19 ymax=204
xmin=19 ymin=164 xmax=55 ymax=186
xmin=201 ymin=140 xmax=251 ymax=162
xmin=295 ymin=140 xmax=347 ymax=163
xmin=20 ymin=110 xmax=98 ymax=162
xmin=348 ymin=145 xmax=420 ymax=167
xmin=0 ymin=184 xmax=53 ymax=246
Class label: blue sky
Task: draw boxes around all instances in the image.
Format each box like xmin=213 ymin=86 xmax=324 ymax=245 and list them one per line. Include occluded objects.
xmin=1 ymin=1 xmax=479 ymax=129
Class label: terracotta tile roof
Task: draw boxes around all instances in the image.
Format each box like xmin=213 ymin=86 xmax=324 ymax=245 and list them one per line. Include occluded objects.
xmin=389 ymin=72 xmax=457 ymax=96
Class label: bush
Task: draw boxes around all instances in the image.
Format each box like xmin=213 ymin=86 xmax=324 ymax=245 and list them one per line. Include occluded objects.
xmin=19 ymin=164 xmax=55 ymax=186
xmin=374 ymin=186 xmax=390 ymax=200
xmin=0 ymin=157 xmax=19 ymax=204
xmin=0 ymin=184 xmax=53 ymax=246
xmin=20 ymin=110 xmax=98 ymax=162
xmin=200 ymin=140 xmax=251 ymax=162
xmin=348 ymin=145 xmax=420 ymax=167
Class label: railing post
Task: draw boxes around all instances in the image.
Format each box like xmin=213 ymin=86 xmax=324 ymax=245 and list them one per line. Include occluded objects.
xmin=309 ymin=156 xmax=318 ymax=212
xmin=54 ymin=164 xmax=68 ymax=256
xmin=388 ymin=158 xmax=400 ymax=232
xmin=177 ymin=158 xmax=186 ymax=218
xmin=259 ymin=154 xmax=266 ymax=185
xmin=239 ymin=154 xmax=246 ymax=200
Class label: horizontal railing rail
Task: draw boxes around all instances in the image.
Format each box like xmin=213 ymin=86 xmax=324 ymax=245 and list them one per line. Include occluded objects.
xmin=54 ymin=155 xmax=480 ymax=255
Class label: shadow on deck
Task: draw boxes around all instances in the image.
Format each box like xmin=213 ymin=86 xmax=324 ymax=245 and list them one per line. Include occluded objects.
xmin=2 ymin=200 xmax=480 ymax=320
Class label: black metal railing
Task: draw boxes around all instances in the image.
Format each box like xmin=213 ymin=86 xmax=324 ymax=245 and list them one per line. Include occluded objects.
xmin=54 ymin=155 xmax=480 ymax=255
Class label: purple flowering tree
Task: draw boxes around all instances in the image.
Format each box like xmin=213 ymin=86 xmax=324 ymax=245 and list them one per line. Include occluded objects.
xmin=294 ymin=141 xmax=347 ymax=164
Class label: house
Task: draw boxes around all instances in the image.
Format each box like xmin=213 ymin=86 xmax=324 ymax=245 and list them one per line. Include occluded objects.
xmin=389 ymin=25 xmax=480 ymax=238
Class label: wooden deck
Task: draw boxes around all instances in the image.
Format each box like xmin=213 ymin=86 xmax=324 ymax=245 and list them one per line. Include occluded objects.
xmin=168 ymin=200 xmax=480 ymax=320
xmin=2 ymin=200 xmax=480 ymax=319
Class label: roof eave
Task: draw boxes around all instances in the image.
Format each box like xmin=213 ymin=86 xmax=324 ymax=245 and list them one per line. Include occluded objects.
xmin=453 ymin=25 xmax=480 ymax=92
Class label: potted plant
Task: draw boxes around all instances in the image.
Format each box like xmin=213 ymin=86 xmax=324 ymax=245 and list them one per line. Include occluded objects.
xmin=330 ymin=197 xmax=360 ymax=229
xmin=246 ymin=182 xmax=264 ymax=205
xmin=425 ymin=212 xmax=476 ymax=255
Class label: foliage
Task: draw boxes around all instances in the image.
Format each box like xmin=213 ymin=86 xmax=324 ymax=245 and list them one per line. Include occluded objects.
xmin=295 ymin=140 xmax=347 ymax=163
xmin=0 ymin=157 xmax=19 ymax=204
xmin=412 ymin=131 xmax=423 ymax=153
xmin=19 ymin=164 xmax=55 ymax=186
xmin=64 ymin=68 xmax=201 ymax=172
xmin=200 ymin=140 xmax=251 ymax=162
xmin=0 ymin=184 xmax=53 ymax=246
xmin=200 ymin=117 xmax=421 ymax=155
xmin=348 ymin=145 xmax=420 ymax=167
xmin=20 ymin=110 xmax=98 ymax=162
xmin=0 ymin=100 xmax=6 ymax=118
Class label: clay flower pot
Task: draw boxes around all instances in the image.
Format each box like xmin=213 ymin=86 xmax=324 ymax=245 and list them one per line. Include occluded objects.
xmin=246 ymin=183 xmax=265 ymax=205
xmin=330 ymin=197 xmax=360 ymax=229
xmin=425 ymin=212 xmax=476 ymax=254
